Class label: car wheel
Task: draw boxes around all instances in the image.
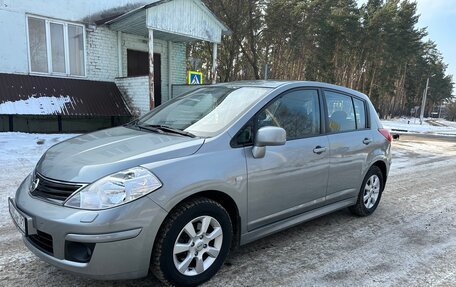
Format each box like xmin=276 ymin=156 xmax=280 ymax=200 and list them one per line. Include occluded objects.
xmin=151 ymin=198 xmax=232 ymax=287
xmin=349 ymin=166 xmax=384 ymax=217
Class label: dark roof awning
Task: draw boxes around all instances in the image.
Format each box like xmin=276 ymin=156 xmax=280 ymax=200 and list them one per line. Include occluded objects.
xmin=0 ymin=73 xmax=131 ymax=117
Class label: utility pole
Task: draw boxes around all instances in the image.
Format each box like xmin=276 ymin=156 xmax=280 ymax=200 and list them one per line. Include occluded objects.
xmin=420 ymin=77 xmax=430 ymax=125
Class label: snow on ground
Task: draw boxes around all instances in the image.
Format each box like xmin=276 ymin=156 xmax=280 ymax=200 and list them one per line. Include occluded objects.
xmin=437 ymin=119 xmax=456 ymax=128
xmin=0 ymin=132 xmax=455 ymax=286
xmin=390 ymin=136 xmax=456 ymax=175
xmin=381 ymin=117 xmax=456 ymax=136
xmin=0 ymin=132 xmax=77 ymax=226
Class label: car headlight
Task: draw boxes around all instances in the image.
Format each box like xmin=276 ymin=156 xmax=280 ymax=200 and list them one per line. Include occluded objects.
xmin=65 ymin=167 xmax=162 ymax=210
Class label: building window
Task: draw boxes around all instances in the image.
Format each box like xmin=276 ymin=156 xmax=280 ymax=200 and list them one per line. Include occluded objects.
xmin=127 ymin=50 xmax=149 ymax=77
xmin=28 ymin=17 xmax=48 ymax=73
xmin=27 ymin=16 xmax=86 ymax=76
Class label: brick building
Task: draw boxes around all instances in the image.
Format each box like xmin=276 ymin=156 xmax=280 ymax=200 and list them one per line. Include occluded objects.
xmin=0 ymin=0 xmax=229 ymax=132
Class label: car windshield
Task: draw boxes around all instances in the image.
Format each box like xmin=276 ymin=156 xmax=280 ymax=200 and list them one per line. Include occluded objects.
xmin=136 ymin=86 xmax=272 ymax=137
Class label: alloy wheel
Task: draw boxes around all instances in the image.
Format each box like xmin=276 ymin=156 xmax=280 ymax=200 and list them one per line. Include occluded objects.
xmin=173 ymin=215 xmax=223 ymax=276
xmin=363 ymin=174 xmax=381 ymax=209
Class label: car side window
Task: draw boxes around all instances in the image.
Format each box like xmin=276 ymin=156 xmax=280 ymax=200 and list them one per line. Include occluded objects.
xmin=324 ymin=91 xmax=356 ymax=133
xmin=256 ymin=90 xmax=320 ymax=140
xmin=232 ymin=121 xmax=253 ymax=147
xmin=353 ymin=98 xmax=367 ymax=129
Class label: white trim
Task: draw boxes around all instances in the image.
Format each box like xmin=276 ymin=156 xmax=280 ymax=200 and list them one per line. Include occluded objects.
xmin=117 ymin=31 xmax=123 ymax=77
xmin=168 ymin=40 xmax=172 ymax=100
xmin=144 ymin=26 xmax=222 ymax=44
xmin=48 ymin=21 xmax=67 ymax=76
xmin=24 ymin=72 xmax=89 ymax=80
xmin=45 ymin=19 xmax=52 ymax=73
xmin=63 ymin=23 xmax=70 ymax=76
xmin=26 ymin=14 xmax=87 ymax=78
xmin=25 ymin=14 xmax=33 ymax=75
xmin=82 ymin=24 xmax=87 ymax=78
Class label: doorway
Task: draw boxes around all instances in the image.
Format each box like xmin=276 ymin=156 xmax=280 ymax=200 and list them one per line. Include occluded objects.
xmin=127 ymin=49 xmax=162 ymax=106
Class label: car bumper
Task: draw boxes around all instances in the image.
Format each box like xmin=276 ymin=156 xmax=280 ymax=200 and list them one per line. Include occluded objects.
xmin=13 ymin=174 xmax=168 ymax=280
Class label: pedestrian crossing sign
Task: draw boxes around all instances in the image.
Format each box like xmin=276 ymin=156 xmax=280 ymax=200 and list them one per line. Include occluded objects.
xmin=188 ymin=71 xmax=203 ymax=85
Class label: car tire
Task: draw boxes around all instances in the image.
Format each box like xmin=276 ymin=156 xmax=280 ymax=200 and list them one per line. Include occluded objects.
xmin=151 ymin=197 xmax=232 ymax=287
xmin=349 ymin=166 xmax=384 ymax=217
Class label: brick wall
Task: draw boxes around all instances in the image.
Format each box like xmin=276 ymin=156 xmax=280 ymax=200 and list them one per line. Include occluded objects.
xmin=120 ymin=33 xmax=171 ymax=103
xmin=86 ymin=27 xmax=188 ymax=114
xmin=86 ymin=27 xmax=118 ymax=82
xmin=115 ymin=76 xmax=149 ymax=116
xmin=171 ymin=42 xmax=187 ymax=94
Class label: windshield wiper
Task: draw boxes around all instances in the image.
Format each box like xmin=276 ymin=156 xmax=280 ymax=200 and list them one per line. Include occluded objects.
xmin=131 ymin=122 xmax=165 ymax=134
xmin=144 ymin=124 xmax=196 ymax=138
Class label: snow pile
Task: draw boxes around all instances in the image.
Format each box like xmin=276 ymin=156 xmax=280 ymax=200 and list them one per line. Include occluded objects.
xmin=0 ymin=95 xmax=72 ymax=115
xmin=381 ymin=118 xmax=456 ymax=136
xmin=0 ymin=132 xmax=77 ymax=226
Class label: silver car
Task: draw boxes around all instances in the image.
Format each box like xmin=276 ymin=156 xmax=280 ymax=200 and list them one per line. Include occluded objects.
xmin=9 ymin=81 xmax=392 ymax=286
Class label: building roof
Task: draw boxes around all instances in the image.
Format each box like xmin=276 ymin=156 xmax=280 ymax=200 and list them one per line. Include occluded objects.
xmin=0 ymin=73 xmax=131 ymax=117
xmin=102 ymin=0 xmax=231 ymax=43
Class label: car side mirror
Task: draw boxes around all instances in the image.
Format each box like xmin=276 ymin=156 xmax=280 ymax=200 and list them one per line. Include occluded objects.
xmin=252 ymin=126 xmax=286 ymax=158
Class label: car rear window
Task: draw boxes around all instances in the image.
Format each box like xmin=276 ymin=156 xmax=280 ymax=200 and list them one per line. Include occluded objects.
xmin=353 ymin=98 xmax=367 ymax=129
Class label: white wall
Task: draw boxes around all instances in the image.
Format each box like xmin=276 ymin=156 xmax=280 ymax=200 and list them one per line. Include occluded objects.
xmin=114 ymin=33 xmax=187 ymax=114
xmin=115 ymin=76 xmax=149 ymax=115
xmin=120 ymin=33 xmax=170 ymax=100
xmin=0 ymin=9 xmax=28 ymax=73
xmin=0 ymin=0 xmax=149 ymax=22
xmin=0 ymin=0 xmax=190 ymax=113
xmin=86 ymin=27 xmax=119 ymax=81
xmin=0 ymin=0 xmax=149 ymax=75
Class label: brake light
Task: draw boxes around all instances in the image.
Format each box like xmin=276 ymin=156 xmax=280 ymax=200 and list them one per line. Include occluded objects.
xmin=378 ymin=128 xmax=392 ymax=142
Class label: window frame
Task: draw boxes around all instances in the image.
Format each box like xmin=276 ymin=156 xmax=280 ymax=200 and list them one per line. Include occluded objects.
xmin=321 ymin=88 xmax=370 ymax=135
xmin=230 ymin=87 xmax=325 ymax=148
xmin=26 ymin=14 xmax=87 ymax=78
xmin=127 ymin=49 xmax=149 ymax=77
xmin=352 ymin=97 xmax=369 ymax=130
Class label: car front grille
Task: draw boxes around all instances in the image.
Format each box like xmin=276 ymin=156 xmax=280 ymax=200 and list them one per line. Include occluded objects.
xmin=31 ymin=173 xmax=83 ymax=203
xmin=28 ymin=230 xmax=54 ymax=255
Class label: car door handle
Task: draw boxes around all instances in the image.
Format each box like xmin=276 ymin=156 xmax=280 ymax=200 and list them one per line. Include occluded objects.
xmin=313 ymin=146 xmax=327 ymax=154
xmin=363 ymin=138 xmax=373 ymax=145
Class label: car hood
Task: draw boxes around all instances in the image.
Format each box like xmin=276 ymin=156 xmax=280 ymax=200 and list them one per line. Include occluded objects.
xmin=36 ymin=126 xmax=205 ymax=183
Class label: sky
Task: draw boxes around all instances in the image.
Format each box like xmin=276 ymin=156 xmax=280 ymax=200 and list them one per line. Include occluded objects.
xmin=357 ymin=0 xmax=456 ymax=82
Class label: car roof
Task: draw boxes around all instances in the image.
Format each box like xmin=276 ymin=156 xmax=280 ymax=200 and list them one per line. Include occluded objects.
xmin=212 ymin=80 xmax=368 ymax=100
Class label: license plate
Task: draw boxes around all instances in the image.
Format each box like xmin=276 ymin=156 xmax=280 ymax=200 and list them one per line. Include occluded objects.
xmin=8 ymin=198 xmax=27 ymax=235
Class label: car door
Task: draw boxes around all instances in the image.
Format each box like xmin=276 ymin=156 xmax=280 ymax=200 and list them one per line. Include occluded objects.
xmin=245 ymin=89 xmax=330 ymax=231
xmin=323 ymin=90 xmax=375 ymax=203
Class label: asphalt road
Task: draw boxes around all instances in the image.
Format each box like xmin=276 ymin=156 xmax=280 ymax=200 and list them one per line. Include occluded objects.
xmin=1 ymin=135 xmax=456 ymax=287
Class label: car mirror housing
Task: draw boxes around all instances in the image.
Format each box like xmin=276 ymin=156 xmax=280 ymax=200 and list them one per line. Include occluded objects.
xmin=252 ymin=126 xmax=286 ymax=158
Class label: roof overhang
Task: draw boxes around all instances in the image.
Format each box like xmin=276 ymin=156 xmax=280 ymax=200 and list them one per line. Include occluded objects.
xmin=104 ymin=0 xmax=231 ymax=43
xmin=0 ymin=74 xmax=131 ymax=117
